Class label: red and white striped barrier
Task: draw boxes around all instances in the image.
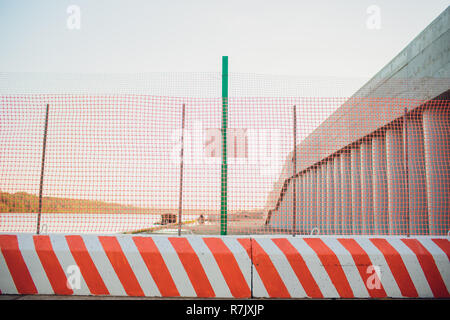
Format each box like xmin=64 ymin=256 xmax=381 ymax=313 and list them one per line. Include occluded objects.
xmin=0 ymin=234 xmax=448 ymax=298
xmin=249 ymin=236 xmax=449 ymax=298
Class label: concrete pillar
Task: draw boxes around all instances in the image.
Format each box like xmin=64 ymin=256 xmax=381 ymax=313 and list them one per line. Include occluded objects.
xmin=271 ymin=207 xmax=283 ymax=230
xmin=316 ymin=165 xmax=322 ymax=233
xmin=333 ymin=155 xmax=342 ymax=234
xmin=296 ymin=174 xmax=303 ymax=234
xmin=271 ymin=184 xmax=289 ymax=231
xmin=326 ymin=159 xmax=334 ymax=235
xmin=270 ymin=182 xmax=293 ymax=230
xmin=290 ymin=177 xmax=298 ymax=232
xmin=405 ymin=113 xmax=428 ymax=235
xmin=301 ymin=173 xmax=307 ymax=234
xmin=321 ymin=163 xmax=327 ymax=235
xmin=284 ymin=181 xmax=294 ymax=231
xmin=303 ymin=173 xmax=308 ymax=234
xmin=372 ymin=134 xmax=389 ymax=235
xmin=340 ymin=151 xmax=352 ymax=235
xmin=305 ymin=170 xmax=311 ymax=233
xmin=422 ymin=108 xmax=450 ymax=235
xmin=310 ymin=167 xmax=317 ymax=232
xmin=360 ymin=140 xmax=374 ymax=235
xmin=386 ymin=126 xmax=408 ymax=235
xmin=272 ymin=190 xmax=285 ymax=230
xmin=351 ymin=146 xmax=362 ymax=235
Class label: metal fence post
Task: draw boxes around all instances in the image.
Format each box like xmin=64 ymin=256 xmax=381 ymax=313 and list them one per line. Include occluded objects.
xmin=178 ymin=104 xmax=186 ymax=236
xmin=292 ymin=105 xmax=297 ymax=235
xmin=36 ymin=103 xmax=49 ymax=234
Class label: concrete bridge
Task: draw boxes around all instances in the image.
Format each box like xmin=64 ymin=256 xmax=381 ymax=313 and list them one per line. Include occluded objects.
xmin=266 ymin=7 xmax=450 ymax=236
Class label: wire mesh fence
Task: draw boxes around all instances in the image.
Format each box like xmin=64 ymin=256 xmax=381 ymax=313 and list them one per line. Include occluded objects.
xmin=0 ymin=93 xmax=449 ymax=235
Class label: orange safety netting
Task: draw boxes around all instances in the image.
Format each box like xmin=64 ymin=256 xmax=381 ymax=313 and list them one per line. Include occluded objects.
xmin=0 ymin=95 xmax=449 ymax=235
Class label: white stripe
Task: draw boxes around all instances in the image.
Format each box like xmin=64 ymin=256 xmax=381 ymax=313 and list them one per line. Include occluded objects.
xmin=17 ymin=234 xmax=53 ymax=294
xmin=0 ymin=247 xmax=18 ymax=294
xmin=357 ymin=238 xmax=402 ymax=297
xmin=257 ymin=238 xmax=307 ymax=298
xmin=49 ymin=235 xmax=90 ymax=295
xmin=388 ymin=239 xmax=432 ymax=297
xmin=322 ymin=238 xmax=368 ymax=298
xmin=221 ymin=237 xmax=252 ymax=291
xmin=188 ymin=236 xmax=232 ymax=298
xmin=418 ymin=238 xmax=450 ymax=292
xmin=251 ymin=261 xmax=269 ymax=297
xmin=247 ymin=239 xmax=269 ymax=298
xmin=290 ymin=238 xmax=339 ymax=298
xmin=152 ymin=236 xmax=196 ymax=297
xmin=116 ymin=235 xmax=161 ymax=297
xmin=80 ymin=235 xmax=126 ymax=296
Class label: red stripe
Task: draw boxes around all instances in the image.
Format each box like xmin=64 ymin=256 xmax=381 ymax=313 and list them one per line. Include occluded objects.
xmin=98 ymin=236 xmax=144 ymax=296
xmin=0 ymin=235 xmax=37 ymax=294
xmin=272 ymin=238 xmax=323 ymax=298
xmin=203 ymin=238 xmax=251 ymax=298
xmin=238 ymin=238 xmax=290 ymax=298
xmin=65 ymin=235 xmax=109 ymax=295
xmin=133 ymin=237 xmax=180 ymax=297
xmin=33 ymin=235 xmax=73 ymax=295
xmin=401 ymin=239 xmax=449 ymax=297
xmin=237 ymin=238 xmax=252 ymax=258
xmin=370 ymin=238 xmax=418 ymax=297
xmin=169 ymin=237 xmax=215 ymax=298
xmin=304 ymin=238 xmax=354 ymax=298
xmin=432 ymin=239 xmax=450 ymax=261
xmin=338 ymin=238 xmax=387 ymax=298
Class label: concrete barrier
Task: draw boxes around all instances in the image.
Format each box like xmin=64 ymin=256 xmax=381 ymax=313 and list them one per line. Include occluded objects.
xmin=0 ymin=233 xmax=448 ymax=298
xmin=0 ymin=234 xmax=252 ymax=298
xmin=250 ymin=236 xmax=449 ymax=298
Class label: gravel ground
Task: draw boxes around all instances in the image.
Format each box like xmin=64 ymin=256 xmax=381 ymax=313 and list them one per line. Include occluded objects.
xmin=180 ymin=217 xmax=306 ymax=235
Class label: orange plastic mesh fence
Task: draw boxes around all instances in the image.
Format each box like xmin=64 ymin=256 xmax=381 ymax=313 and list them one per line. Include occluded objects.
xmin=0 ymin=95 xmax=448 ymax=235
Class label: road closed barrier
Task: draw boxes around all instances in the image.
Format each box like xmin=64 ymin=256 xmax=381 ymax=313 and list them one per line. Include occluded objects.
xmin=0 ymin=233 xmax=448 ymax=298
xmin=249 ymin=236 xmax=449 ymax=298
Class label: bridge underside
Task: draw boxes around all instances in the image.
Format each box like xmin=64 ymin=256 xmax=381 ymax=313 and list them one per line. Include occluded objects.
xmin=266 ymin=7 xmax=450 ymax=236
xmin=267 ymin=91 xmax=450 ymax=236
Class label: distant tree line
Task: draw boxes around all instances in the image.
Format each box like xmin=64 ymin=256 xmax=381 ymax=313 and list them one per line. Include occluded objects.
xmin=0 ymin=191 xmax=154 ymax=214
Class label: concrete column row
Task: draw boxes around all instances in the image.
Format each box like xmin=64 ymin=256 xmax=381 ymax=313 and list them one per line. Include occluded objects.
xmin=422 ymin=108 xmax=449 ymax=235
xmin=271 ymin=107 xmax=449 ymax=235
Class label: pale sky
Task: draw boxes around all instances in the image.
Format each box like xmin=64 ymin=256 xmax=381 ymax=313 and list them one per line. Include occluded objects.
xmin=0 ymin=0 xmax=448 ymax=77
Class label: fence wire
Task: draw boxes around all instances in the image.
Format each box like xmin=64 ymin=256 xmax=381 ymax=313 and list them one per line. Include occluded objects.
xmin=0 ymin=94 xmax=449 ymax=235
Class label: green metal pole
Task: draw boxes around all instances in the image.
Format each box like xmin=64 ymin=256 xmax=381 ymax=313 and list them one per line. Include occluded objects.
xmin=221 ymin=56 xmax=228 ymax=235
